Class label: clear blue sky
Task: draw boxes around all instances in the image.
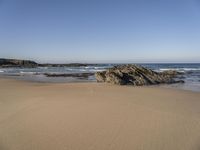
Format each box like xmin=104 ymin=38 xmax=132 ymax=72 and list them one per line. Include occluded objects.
xmin=0 ymin=0 xmax=200 ymax=63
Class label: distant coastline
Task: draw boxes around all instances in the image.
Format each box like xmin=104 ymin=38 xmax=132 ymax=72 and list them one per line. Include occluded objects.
xmin=0 ymin=58 xmax=98 ymax=68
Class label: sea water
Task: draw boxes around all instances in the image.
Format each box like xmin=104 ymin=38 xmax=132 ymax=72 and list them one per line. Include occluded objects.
xmin=0 ymin=63 xmax=199 ymax=92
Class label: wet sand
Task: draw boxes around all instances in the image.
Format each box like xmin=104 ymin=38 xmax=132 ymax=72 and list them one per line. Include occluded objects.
xmin=0 ymin=78 xmax=200 ymax=150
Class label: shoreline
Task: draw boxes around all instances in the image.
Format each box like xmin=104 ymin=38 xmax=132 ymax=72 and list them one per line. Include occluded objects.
xmin=0 ymin=76 xmax=198 ymax=93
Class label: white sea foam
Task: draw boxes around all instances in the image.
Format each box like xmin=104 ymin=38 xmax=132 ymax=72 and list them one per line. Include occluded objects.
xmin=94 ymin=66 xmax=107 ymax=69
xmin=0 ymin=70 xmax=4 ymax=73
xmin=77 ymin=69 xmax=86 ymax=72
xmin=38 ymin=67 xmax=48 ymax=69
xmin=159 ymin=68 xmax=200 ymax=72
xmin=84 ymin=66 xmax=91 ymax=69
xmin=182 ymin=68 xmax=200 ymax=71
xmin=86 ymin=69 xmax=105 ymax=72
xmin=20 ymin=71 xmax=36 ymax=74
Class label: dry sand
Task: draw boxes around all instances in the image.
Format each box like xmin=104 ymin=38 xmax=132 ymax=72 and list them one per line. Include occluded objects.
xmin=0 ymin=78 xmax=200 ymax=150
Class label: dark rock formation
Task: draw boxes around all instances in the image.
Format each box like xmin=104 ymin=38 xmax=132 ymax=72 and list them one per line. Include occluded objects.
xmin=161 ymin=70 xmax=183 ymax=77
xmin=0 ymin=58 xmax=38 ymax=68
xmin=38 ymin=63 xmax=98 ymax=67
xmin=44 ymin=73 xmax=94 ymax=79
xmin=95 ymin=64 xmax=184 ymax=86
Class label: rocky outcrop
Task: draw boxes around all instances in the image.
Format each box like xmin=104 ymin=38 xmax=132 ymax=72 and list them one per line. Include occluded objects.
xmin=161 ymin=70 xmax=183 ymax=77
xmin=39 ymin=63 xmax=98 ymax=67
xmin=44 ymin=73 xmax=94 ymax=78
xmin=0 ymin=58 xmax=38 ymax=68
xmin=95 ymin=64 xmax=184 ymax=86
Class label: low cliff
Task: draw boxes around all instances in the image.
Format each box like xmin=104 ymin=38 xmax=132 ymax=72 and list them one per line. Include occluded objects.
xmin=0 ymin=58 xmax=38 ymax=68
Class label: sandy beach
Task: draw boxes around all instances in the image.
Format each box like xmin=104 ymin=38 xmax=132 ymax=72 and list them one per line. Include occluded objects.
xmin=0 ymin=78 xmax=200 ymax=150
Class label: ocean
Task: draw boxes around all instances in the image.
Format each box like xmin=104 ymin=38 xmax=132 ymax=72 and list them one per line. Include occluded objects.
xmin=0 ymin=63 xmax=200 ymax=92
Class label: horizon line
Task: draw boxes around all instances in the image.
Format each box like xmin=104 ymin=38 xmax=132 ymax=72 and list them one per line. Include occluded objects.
xmin=1 ymin=58 xmax=200 ymax=64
